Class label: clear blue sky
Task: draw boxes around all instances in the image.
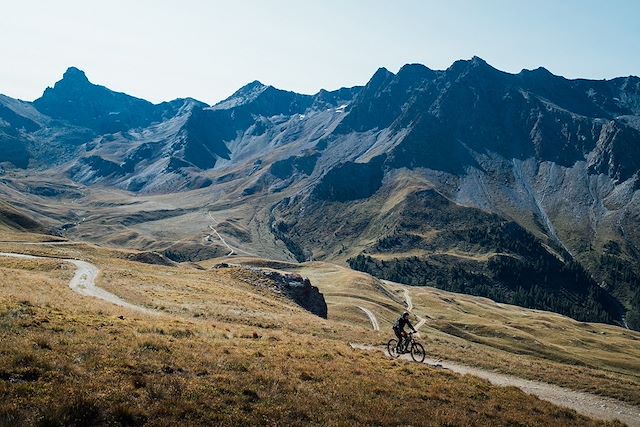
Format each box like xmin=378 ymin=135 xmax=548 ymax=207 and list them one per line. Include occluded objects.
xmin=2 ymin=0 xmax=638 ymax=105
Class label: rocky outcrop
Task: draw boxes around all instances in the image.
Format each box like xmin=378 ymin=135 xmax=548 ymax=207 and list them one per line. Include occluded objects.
xmin=253 ymin=269 xmax=327 ymax=318
xmin=126 ymin=251 xmax=176 ymax=267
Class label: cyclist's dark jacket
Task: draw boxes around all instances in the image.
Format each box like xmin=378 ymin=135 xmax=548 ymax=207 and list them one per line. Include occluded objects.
xmin=393 ymin=316 xmax=415 ymax=332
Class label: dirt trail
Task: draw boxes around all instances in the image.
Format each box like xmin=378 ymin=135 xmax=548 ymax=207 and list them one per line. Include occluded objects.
xmin=403 ymin=289 xmax=413 ymax=310
xmin=0 ymin=252 xmax=156 ymax=315
xmin=206 ymin=212 xmax=235 ymax=256
xmin=414 ymin=317 xmax=427 ymax=330
xmin=206 ymin=212 xmax=256 ymax=257
xmin=357 ymin=306 xmax=380 ymax=331
xmin=351 ymin=344 xmax=640 ymax=427
xmin=396 ymin=284 xmax=427 ymax=330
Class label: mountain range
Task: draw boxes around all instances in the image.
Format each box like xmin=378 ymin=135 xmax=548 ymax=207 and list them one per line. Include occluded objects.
xmin=1 ymin=57 xmax=639 ymax=330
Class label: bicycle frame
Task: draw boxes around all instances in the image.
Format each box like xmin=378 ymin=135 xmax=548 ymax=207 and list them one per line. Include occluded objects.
xmin=399 ymin=332 xmax=415 ymax=349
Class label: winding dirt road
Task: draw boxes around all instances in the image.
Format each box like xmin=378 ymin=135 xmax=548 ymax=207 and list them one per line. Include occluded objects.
xmin=398 ymin=285 xmax=427 ymax=330
xmin=403 ymin=289 xmax=413 ymax=311
xmin=352 ymin=344 xmax=640 ymax=427
xmin=356 ymin=285 xmax=428 ymax=332
xmin=0 ymin=252 xmax=155 ymax=315
xmin=205 ymin=212 xmax=235 ymax=256
xmin=206 ymin=212 xmax=256 ymax=257
xmin=357 ymin=306 xmax=380 ymax=331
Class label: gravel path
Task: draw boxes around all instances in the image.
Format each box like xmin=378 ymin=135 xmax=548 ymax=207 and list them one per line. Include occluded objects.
xmin=206 ymin=212 xmax=256 ymax=257
xmin=395 ymin=285 xmax=427 ymax=330
xmin=0 ymin=252 xmax=156 ymax=315
xmin=403 ymin=289 xmax=413 ymax=310
xmin=357 ymin=306 xmax=380 ymax=331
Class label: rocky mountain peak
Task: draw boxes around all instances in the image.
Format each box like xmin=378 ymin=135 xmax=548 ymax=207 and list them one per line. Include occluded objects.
xmin=61 ymin=66 xmax=90 ymax=83
xmin=40 ymin=67 xmax=93 ymax=97
xmin=37 ymin=67 xmax=93 ymax=101
xmin=211 ymin=80 xmax=269 ymax=110
xmin=397 ymin=63 xmax=435 ymax=80
xmin=520 ymin=66 xmax=553 ymax=75
xmin=233 ymin=80 xmax=269 ymax=99
xmin=470 ymin=55 xmax=488 ymax=65
xmin=367 ymin=67 xmax=395 ymax=87
xmin=211 ymin=80 xmax=313 ymax=117
xmin=446 ymin=55 xmax=504 ymax=80
xmin=242 ymin=80 xmax=267 ymax=91
xmin=32 ymin=67 xmax=166 ymax=133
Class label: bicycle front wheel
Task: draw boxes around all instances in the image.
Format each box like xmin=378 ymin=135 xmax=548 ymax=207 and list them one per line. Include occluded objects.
xmin=410 ymin=342 xmax=425 ymax=363
xmin=387 ymin=339 xmax=400 ymax=358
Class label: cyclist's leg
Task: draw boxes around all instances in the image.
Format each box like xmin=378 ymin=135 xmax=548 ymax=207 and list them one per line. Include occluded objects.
xmin=394 ymin=328 xmax=403 ymax=350
xmin=398 ymin=331 xmax=405 ymax=353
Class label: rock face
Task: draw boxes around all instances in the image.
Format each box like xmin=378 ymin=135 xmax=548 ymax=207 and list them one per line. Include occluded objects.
xmin=267 ymin=58 xmax=640 ymax=329
xmin=1 ymin=59 xmax=640 ymax=329
xmin=126 ymin=251 xmax=176 ymax=267
xmin=261 ymin=270 xmax=328 ymax=319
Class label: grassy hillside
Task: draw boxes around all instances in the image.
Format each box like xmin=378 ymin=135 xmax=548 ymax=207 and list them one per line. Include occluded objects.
xmin=0 ymin=201 xmax=46 ymax=233
xmin=229 ymin=258 xmax=640 ymax=406
xmin=274 ymin=176 xmax=622 ymax=325
xmin=0 ymin=239 xmax=630 ymax=426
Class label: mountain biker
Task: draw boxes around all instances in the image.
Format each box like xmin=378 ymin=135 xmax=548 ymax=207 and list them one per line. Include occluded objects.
xmin=393 ymin=311 xmax=416 ymax=353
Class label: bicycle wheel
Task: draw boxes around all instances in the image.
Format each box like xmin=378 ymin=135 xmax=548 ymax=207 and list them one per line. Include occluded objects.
xmin=387 ymin=339 xmax=400 ymax=358
xmin=410 ymin=342 xmax=425 ymax=363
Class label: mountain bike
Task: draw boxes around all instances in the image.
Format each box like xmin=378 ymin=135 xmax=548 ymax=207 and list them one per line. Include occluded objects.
xmin=387 ymin=331 xmax=425 ymax=363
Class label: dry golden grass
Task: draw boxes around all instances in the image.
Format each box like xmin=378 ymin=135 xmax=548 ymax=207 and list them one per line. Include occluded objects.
xmin=403 ymin=285 xmax=640 ymax=405
xmin=0 ymin=229 xmax=66 ymax=243
xmin=229 ymin=259 xmax=640 ymax=406
xmin=0 ymin=241 xmax=625 ymax=426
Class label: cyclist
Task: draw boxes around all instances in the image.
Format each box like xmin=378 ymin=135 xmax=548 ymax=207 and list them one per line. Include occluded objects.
xmin=393 ymin=311 xmax=416 ymax=353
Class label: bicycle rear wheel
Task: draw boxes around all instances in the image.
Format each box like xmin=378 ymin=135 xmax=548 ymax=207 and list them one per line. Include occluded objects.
xmin=410 ymin=342 xmax=425 ymax=363
xmin=387 ymin=339 xmax=400 ymax=358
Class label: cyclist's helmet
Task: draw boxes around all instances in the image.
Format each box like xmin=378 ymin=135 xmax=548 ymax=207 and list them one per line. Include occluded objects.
xmin=402 ymin=311 xmax=410 ymax=317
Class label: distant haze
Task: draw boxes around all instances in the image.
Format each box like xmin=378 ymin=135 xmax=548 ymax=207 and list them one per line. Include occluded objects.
xmin=2 ymin=0 xmax=639 ymax=105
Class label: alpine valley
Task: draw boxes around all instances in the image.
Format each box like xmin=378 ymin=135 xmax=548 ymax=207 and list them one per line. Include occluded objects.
xmin=2 ymin=57 xmax=640 ymax=331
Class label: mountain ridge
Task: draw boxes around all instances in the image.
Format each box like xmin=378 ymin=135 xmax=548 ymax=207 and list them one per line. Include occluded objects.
xmin=1 ymin=57 xmax=640 ymax=330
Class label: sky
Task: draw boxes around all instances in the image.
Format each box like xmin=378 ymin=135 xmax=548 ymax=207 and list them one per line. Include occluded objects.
xmin=1 ymin=0 xmax=639 ymax=105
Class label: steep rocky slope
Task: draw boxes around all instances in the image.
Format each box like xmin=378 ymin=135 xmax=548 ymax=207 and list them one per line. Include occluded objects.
xmin=1 ymin=59 xmax=639 ymax=328
xmin=267 ymin=58 xmax=640 ymax=327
